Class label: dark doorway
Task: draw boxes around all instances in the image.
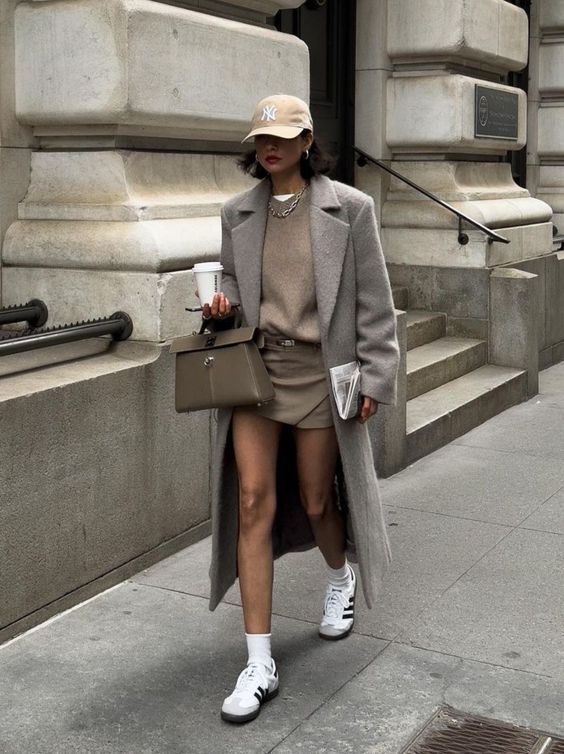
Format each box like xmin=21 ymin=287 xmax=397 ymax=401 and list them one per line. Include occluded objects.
xmin=275 ymin=0 xmax=356 ymax=184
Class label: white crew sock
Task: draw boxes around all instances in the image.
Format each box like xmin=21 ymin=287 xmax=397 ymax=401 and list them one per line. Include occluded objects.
xmin=245 ymin=633 xmax=272 ymax=667
xmin=326 ymin=559 xmax=352 ymax=590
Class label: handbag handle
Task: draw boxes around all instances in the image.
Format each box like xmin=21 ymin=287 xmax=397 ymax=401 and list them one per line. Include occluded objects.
xmin=198 ymin=308 xmax=243 ymax=335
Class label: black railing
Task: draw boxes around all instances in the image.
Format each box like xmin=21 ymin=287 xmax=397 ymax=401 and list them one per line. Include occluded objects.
xmin=354 ymin=147 xmax=510 ymax=246
xmin=0 ymin=312 xmax=133 ymax=357
xmin=0 ymin=299 xmax=48 ymax=328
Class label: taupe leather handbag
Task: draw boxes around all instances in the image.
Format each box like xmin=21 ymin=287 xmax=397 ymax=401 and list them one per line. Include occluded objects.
xmin=170 ymin=323 xmax=275 ymax=412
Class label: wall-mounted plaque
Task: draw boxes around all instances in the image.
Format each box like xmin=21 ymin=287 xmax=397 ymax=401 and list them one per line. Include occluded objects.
xmin=475 ymin=85 xmax=518 ymax=140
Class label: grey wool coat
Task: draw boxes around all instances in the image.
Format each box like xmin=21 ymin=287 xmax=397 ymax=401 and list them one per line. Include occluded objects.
xmin=208 ymin=174 xmax=399 ymax=611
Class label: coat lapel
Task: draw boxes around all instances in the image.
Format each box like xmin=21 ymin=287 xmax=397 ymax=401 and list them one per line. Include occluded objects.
xmin=310 ymin=176 xmax=350 ymax=336
xmin=231 ymin=179 xmax=270 ymax=328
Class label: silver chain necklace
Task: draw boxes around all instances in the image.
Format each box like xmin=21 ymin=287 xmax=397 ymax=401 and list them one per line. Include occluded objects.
xmin=268 ymin=183 xmax=309 ymax=219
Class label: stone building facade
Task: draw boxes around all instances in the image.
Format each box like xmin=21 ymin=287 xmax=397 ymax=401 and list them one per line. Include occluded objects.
xmin=1 ymin=0 xmax=563 ymax=640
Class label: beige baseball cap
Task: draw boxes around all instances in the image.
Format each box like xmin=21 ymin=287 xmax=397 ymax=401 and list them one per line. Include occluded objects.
xmin=242 ymin=94 xmax=313 ymax=143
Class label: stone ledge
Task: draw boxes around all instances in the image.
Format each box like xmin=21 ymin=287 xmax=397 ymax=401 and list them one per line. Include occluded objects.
xmin=382 ymin=223 xmax=553 ymax=269
xmin=387 ymin=75 xmax=527 ymax=155
xmin=383 ymin=198 xmax=552 ymax=230
xmin=15 ymin=0 xmax=309 ymax=140
xmin=0 ymin=339 xmax=160 ymax=401
xmin=385 ymin=162 xmax=531 ymax=202
xmin=4 ymin=218 xmax=222 ymax=271
xmin=17 ymin=151 xmax=252 ymax=221
xmin=2 ymin=267 xmax=203 ymax=341
xmin=219 ymin=0 xmax=304 ymax=13
xmin=388 ymin=0 xmax=528 ymax=74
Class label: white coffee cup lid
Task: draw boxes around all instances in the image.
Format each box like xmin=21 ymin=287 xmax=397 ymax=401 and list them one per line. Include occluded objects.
xmin=192 ymin=262 xmax=223 ymax=272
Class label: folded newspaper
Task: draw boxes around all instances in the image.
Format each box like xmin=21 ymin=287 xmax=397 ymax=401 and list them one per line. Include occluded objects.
xmin=329 ymin=361 xmax=361 ymax=420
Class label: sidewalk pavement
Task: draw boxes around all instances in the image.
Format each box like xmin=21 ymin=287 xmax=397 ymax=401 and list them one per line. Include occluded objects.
xmin=1 ymin=362 xmax=563 ymax=754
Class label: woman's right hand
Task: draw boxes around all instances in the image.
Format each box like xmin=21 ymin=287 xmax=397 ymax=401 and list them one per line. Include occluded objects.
xmin=202 ymin=292 xmax=232 ymax=320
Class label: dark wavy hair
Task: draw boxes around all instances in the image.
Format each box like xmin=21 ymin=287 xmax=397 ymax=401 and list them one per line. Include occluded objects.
xmin=237 ymin=129 xmax=335 ymax=180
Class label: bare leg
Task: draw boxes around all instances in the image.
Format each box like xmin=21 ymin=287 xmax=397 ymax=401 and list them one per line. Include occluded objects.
xmin=232 ymin=409 xmax=282 ymax=634
xmin=293 ymin=425 xmax=345 ymax=569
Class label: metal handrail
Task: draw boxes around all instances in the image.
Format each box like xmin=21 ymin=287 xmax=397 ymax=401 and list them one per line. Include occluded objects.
xmin=0 ymin=312 xmax=133 ymax=357
xmin=354 ymin=147 xmax=510 ymax=245
xmin=0 ymin=299 xmax=48 ymax=328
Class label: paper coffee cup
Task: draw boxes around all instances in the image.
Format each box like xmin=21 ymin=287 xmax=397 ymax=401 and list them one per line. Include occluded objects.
xmin=192 ymin=262 xmax=223 ymax=306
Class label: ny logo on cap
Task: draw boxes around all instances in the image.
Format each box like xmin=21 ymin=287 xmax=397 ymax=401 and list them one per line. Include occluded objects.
xmin=261 ymin=105 xmax=278 ymax=122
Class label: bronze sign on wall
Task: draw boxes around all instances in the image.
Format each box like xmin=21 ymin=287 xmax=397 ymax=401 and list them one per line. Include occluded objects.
xmin=475 ymin=85 xmax=519 ymax=140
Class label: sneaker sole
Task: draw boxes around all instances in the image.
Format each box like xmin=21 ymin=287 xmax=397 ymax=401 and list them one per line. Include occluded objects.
xmin=220 ymin=687 xmax=279 ymax=724
xmin=318 ymin=621 xmax=354 ymax=641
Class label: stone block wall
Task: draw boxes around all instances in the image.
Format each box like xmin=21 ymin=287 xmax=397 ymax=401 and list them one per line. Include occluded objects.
xmin=0 ymin=0 xmax=33 ymax=304
xmin=356 ymin=0 xmax=553 ymax=270
xmin=0 ymin=341 xmax=211 ymax=642
xmin=532 ymin=0 xmax=564 ymax=235
xmin=6 ymin=0 xmax=309 ymax=339
xmin=0 ymin=0 xmax=311 ymax=640
xmin=507 ymin=251 xmax=564 ymax=369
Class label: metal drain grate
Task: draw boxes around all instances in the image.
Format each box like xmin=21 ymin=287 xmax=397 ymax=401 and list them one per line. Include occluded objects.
xmin=402 ymin=706 xmax=564 ymax=754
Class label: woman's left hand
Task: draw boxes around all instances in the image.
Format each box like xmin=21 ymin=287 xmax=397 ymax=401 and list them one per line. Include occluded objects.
xmin=357 ymin=396 xmax=379 ymax=423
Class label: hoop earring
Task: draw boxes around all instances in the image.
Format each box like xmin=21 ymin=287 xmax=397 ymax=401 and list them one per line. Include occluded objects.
xmin=304 ymin=149 xmax=310 ymax=160
xmin=253 ymin=152 xmax=259 ymax=166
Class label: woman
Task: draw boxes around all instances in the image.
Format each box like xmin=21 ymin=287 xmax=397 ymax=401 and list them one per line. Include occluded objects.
xmin=203 ymin=94 xmax=399 ymax=724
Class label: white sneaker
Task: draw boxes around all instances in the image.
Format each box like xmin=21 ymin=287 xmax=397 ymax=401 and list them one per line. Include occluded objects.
xmin=221 ymin=659 xmax=279 ymax=724
xmin=319 ymin=565 xmax=356 ymax=640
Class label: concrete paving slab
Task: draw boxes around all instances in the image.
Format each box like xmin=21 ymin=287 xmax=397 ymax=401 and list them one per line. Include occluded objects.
xmin=133 ymin=537 xmax=214 ymax=600
xmin=0 ymin=582 xmax=386 ymax=754
xmin=537 ymin=361 xmax=564 ymax=408
xmin=379 ymin=443 xmax=564 ymax=525
xmin=454 ymin=400 xmax=564 ymax=459
xmin=135 ymin=508 xmax=509 ymax=642
xmin=271 ymin=643 xmax=564 ymax=754
xmin=520 ymin=486 xmax=564 ymax=535
xmin=271 ymin=507 xmax=508 ymax=641
xmin=539 ymin=361 xmax=564 ymax=387
xmin=398 ymin=527 xmax=564 ymax=680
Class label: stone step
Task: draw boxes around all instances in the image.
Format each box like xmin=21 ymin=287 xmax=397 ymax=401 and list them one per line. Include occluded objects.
xmin=392 ymin=285 xmax=408 ymax=310
xmin=407 ymin=337 xmax=488 ymax=400
xmin=406 ymin=310 xmax=447 ymax=350
xmin=406 ymin=364 xmax=527 ymax=465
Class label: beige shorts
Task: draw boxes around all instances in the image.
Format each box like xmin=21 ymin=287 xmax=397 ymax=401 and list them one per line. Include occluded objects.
xmin=238 ymin=339 xmax=333 ymax=429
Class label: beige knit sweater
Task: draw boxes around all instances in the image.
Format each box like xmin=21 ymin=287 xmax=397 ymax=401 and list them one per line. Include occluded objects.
xmin=259 ymin=189 xmax=321 ymax=343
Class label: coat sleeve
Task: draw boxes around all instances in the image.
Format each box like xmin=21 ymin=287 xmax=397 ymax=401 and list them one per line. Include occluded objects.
xmin=219 ymin=206 xmax=241 ymax=307
xmin=205 ymin=206 xmax=244 ymax=332
xmin=352 ymin=196 xmax=399 ymax=405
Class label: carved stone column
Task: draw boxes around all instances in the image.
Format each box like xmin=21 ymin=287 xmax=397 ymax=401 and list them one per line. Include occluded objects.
xmin=359 ymin=0 xmax=552 ymax=269
xmin=6 ymin=0 xmax=309 ymax=339
xmin=534 ymin=0 xmax=564 ymax=234
xmin=0 ymin=1 xmax=34 ymax=306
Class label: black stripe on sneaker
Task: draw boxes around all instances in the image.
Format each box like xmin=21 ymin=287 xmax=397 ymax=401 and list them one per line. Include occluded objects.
xmin=254 ymin=691 xmax=262 ymax=703
xmin=258 ymin=686 xmax=266 ymax=701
